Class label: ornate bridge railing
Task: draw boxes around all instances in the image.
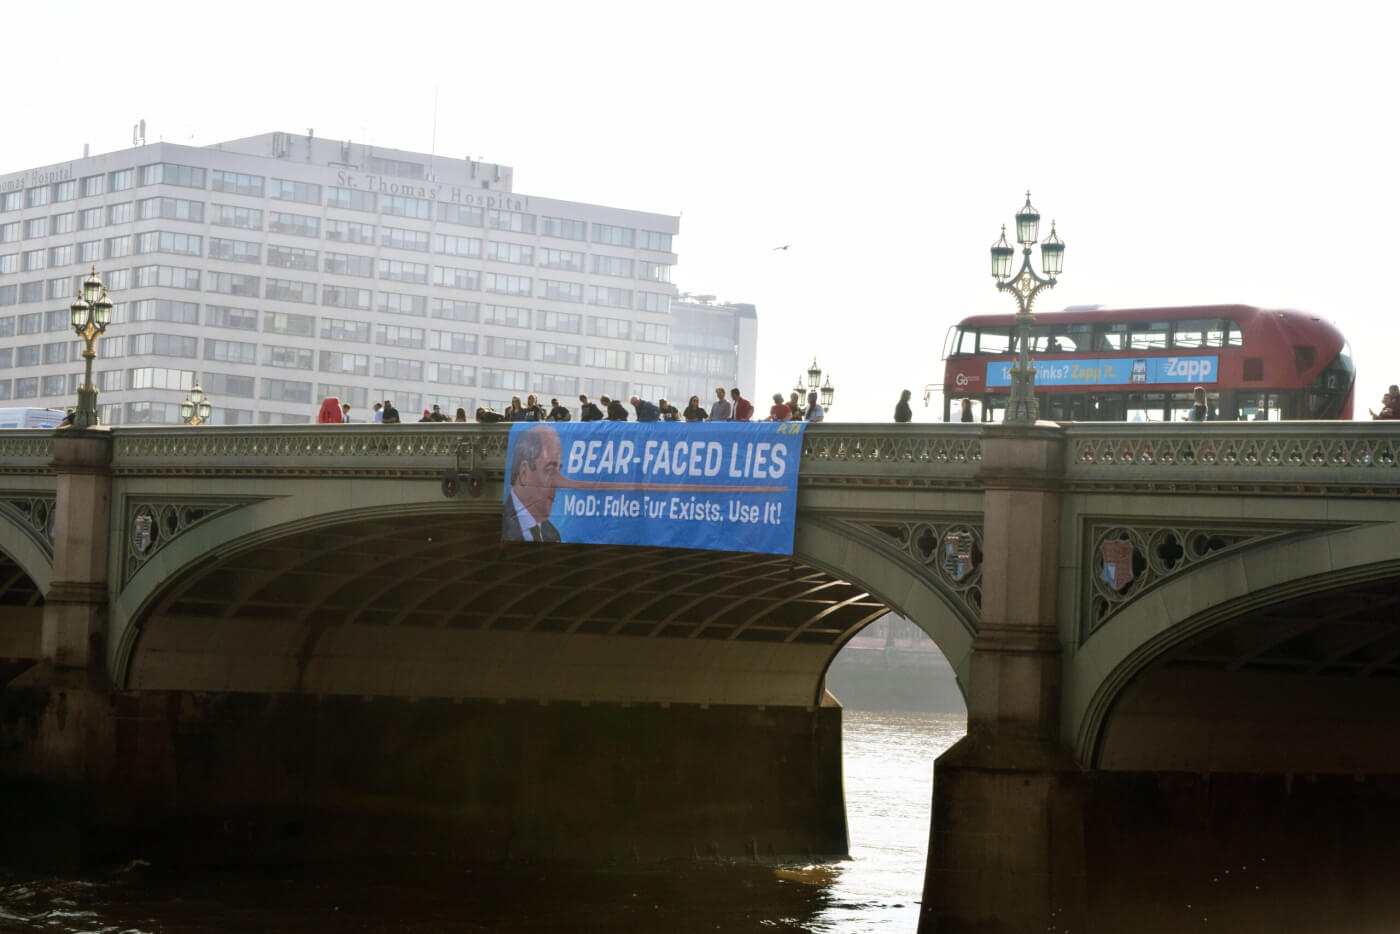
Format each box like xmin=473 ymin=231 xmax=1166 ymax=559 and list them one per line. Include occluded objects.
xmin=799 ymin=425 xmax=981 ymax=486
xmin=0 ymin=425 xmax=986 ymax=485
xmin=1062 ymin=423 xmax=1400 ymax=495
xmin=105 ymin=426 xmax=511 ymax=477
xmin=9 ymin=423 xmax=1395 ymax=491
xmin=0 ymin=434 xmax=56 ymax=474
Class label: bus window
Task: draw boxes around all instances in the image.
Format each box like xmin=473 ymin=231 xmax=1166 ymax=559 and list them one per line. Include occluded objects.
xmin=1307 ymin=389 xmax=1347 ymax=419
xmin=1060 ymin=323 xmax=1091 ymax=353
xmin=950 ymin=328 xmax=977 ymax=355
xmin=1167 ymin=391 xmax=1217 ymax=422
xmin=1014 ymin=325 xmax=1062 ymax=353
xmin=1226 ymin=320 xmax=1243 ymax=347
xmin=1043 ymin=394 xmax=1091 ymax=421
xmin=1085 ymin=394 xmax=1124 ymax=421
xmin=1172 ymin=318 xmax=1214 ymax=348
xmin=978 ymin=328 xmax=1012 ymax=354
xmin=1020 ymin=323 xmax=1087 ymax=353
xmin=1303 ymin=342 xmax=1355 ymax=419
xmin=1235 ymin=391 xmax=1283 ymax=421
xmin=1094 ymin=323 xmax=1128 ymax=351
xmin=1128 ymin=321 xmax=1169 ymax=349
xmin=1127 ymin=392 xmax=1168 ymax=422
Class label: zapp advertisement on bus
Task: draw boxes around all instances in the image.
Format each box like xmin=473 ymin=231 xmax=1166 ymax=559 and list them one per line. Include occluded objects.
xmin=985 ymin=355 xmax=1218 ymax=388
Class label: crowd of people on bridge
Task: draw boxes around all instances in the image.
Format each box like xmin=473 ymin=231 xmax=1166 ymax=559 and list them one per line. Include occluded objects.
xmin=475 ymin=387 xmax=825 ymax=424
xmin=311 ymin=387 xmax=826 ymax=426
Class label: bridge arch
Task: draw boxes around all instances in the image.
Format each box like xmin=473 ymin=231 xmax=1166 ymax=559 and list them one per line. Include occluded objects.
xmin=1070 ymin=518 xmax=1400 ymax=771
xmin=794 ymin=518 xmax=974 ymax=694
xmin=111 ymin=485 xmax=975 ymax=708
xmin=0 ymin=546 xmax=45 ymax=669
xmin=0 ymin=528 xmax=52 ymax=598
xmin=110 ymin=480 xmax=489 ymax=682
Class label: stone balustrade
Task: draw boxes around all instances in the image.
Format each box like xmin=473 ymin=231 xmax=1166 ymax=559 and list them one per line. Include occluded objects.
xmin=1062 ymin=421 xmax=1400 ymax=494
xmin=3 ymin=422 xmax=1397 ymax=491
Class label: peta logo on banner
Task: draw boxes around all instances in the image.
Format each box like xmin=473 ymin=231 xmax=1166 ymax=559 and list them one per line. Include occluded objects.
xmin=1164 ymin=357 xmax=1215 ymax=381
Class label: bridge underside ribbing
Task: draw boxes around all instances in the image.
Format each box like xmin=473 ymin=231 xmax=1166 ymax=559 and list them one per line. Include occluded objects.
xmin=1100 ymin=573 xmax=1400 ymax=772
xmin=0 ymin=551 xmax=42 ymax=683
xmin=0 ymin=551 xmax=43 ymax=610
xmin=124 ymin=512 xmax=889 ymax=707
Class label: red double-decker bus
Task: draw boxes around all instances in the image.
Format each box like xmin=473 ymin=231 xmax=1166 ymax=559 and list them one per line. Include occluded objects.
xmin=938 ymin=304 xmax=1354 ymax=422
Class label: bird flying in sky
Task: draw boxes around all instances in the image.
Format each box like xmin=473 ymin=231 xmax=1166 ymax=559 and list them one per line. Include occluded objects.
xmin=772 ymin=245 xmax=790 ymax=251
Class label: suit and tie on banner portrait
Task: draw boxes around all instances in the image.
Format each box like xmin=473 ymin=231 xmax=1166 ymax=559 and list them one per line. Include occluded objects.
xmin=502 ymin=421 xmax=806 ymax=554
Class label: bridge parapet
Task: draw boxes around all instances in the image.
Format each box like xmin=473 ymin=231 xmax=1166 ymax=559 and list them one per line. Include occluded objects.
xmin=1 ymin=424 xmax=985 ymax=485
xmin=1063 ymin=422 xmax=1400 ymax=493
xmin=799 ymin=425 xmax=981 ymax=485
xmin=106 ymin=425 xmax=510 ymax=477
xmin=9 ymin=424 xmax=1398 ymax=493
xmin=0 ymin=433 xmax=56 ymax=473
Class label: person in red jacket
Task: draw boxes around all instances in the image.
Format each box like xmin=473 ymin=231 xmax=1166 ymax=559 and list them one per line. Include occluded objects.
xmin=768 ymin=393 xmax=791 ymax=421
xmin=731 ymin=387 xmax=754 ymax=421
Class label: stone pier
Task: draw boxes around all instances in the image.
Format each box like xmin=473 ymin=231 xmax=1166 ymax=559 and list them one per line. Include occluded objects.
xmin=920 ymin=425 xmax=1085 ymax=932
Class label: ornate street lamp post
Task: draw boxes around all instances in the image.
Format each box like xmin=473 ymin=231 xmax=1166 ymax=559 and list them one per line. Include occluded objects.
xmin=68 ymin=266 xmax=114 ymax=429
xmin=799 ymin=357 xmax=836 ymax=409
xmin=181 ymin=381 xmax=213 ymax=426
xmin=990 ymin=192 xmax=1064 ymax=424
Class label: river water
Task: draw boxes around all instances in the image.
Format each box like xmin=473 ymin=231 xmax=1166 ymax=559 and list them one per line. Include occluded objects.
xmin=0 ymin=711 xmax=964 ymax=933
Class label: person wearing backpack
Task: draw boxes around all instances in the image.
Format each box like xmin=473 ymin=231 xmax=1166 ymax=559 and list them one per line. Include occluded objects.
xmin=605 ymin=395 xmax=630 ymax=421
xmin=578 ymin=393 xmax=604 ymax=421
xmin=548 ymin=398 xmax=572 ymax=422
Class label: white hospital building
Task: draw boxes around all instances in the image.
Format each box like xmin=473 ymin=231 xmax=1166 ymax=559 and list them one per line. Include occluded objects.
xmin=0 ymin=131 xmax=754 ymax=423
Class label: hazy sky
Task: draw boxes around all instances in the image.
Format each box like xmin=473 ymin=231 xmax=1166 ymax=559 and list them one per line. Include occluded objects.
xmin=6 ymin=0 xmax=1396 ymax=421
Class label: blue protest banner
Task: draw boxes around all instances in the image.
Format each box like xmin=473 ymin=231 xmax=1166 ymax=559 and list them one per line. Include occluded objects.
xmin=502 ymin=421 xmax=806 ymax=554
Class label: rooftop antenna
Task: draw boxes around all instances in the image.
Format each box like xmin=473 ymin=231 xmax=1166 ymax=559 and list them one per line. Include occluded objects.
xmin=132 ymin=119 xmax=146 ymax=146
xmin=430 ymin=84 xmax=439 ymax=176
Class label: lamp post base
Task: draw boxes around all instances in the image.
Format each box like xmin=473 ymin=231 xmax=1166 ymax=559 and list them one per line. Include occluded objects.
xmin=71 ymin=387 xmax=100 ymax=430
xmin=1004 ymin=365 xmax=1039 ymax=424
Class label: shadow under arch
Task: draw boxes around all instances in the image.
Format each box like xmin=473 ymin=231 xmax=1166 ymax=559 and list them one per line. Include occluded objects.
xmin=0 ymin=516 xmax=53 ymax=597
xmin=0 ymin=545 xmax=46 ymax=672
xmin=110 ymin=497 xmax=975 ymax=709
xmin=1069 ymin=519 xmax=1400 ymax=771
xmin=109 ymin=493 xmax=496 ymax=682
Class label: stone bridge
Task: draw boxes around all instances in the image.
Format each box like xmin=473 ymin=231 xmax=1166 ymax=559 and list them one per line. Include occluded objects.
xmin=2 ymin=421 xmax=1399 ymax=931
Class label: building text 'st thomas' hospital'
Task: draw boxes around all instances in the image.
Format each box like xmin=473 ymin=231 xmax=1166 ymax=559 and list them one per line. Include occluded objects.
xmin=0 ymin=131 xmax=753 ymax=423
